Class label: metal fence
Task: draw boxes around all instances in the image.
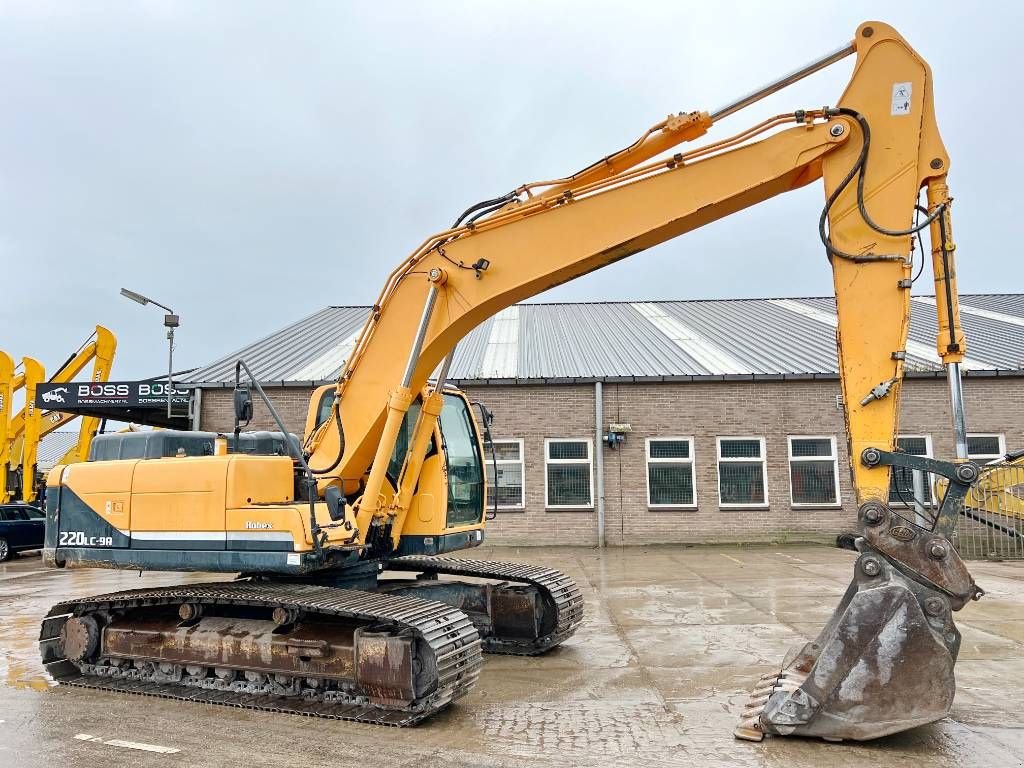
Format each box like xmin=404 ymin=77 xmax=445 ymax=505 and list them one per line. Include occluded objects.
xmin=953 ymin=460 xmax=1024 ymax=560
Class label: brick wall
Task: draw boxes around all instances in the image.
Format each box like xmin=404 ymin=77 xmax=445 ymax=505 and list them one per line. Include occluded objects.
xmin=200 ymin=386 xmax=314 ymax=435
xmin=197 ymin=376 xmax=1024 ymax=546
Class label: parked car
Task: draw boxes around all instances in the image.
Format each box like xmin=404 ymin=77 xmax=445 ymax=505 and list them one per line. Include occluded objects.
xmin=0 ymin=503 xmax=45 ymax=561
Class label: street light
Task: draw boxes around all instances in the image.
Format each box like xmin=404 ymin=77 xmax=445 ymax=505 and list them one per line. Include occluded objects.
xmin=120 ymin=288 xmax=180 ymax=419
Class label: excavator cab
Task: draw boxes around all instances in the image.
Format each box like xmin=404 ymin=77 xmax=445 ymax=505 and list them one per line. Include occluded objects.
xmin=305 ymin=384 xmax=487 ymax=534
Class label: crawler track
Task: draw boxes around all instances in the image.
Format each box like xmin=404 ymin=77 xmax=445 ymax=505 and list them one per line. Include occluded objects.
xmin=386 ymin=556 xmax=584 ymax=654
xmin=39 ymin=582 xmax=483 ymax=726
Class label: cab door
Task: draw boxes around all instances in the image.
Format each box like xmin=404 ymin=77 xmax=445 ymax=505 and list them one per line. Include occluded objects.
xmin=438 ymin=394 xmax=485 ymax=528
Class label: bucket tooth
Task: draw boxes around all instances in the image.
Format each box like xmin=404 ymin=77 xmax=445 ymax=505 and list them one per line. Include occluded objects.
xmin=733 ymin=719 xmax=766 ymax=742
xmin=736 ymin=540 xmax=976 ymax=742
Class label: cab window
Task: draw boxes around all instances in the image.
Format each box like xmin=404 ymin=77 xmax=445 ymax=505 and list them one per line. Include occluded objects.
xmin=387 ymin=401 xmax=437 ymax=485
xmin=439 ymin=394 xmax=484 ymax=527
xmin=118 ymin=435 xmax=149 ymax=460
xmin=316 ymin=389 xmax=336 ymax=428
xmin=387 ymin=400 xmax=420 ymax=483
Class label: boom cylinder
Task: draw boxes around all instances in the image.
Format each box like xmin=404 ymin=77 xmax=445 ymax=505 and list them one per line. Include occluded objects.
xmin=387 ymin=349 xmax=455 ymax=545
xmin=710 ymin=41 xmax=855 ymax=121
xmin=357 ymin=282 xmax=441 ymax=529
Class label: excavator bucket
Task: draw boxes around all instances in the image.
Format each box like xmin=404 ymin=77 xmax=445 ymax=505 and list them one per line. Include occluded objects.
xmin=736 ymin=455 xmax=984 ymax=742
xmin=736 ymin=542 xmax=962 ymax=741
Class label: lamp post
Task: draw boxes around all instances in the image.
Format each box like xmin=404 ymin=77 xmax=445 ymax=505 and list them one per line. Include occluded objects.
xmin=120 ymin=288 xmax=180 ymax=419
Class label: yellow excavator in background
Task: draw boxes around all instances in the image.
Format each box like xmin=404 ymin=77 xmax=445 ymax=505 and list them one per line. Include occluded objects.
xmin=40 ymin=22 xmax=984 ymax=742
xmin=963 ymin=452 xmax=1024 ymax=519
xmin=1 ymin=326 xmax=117 ymax=504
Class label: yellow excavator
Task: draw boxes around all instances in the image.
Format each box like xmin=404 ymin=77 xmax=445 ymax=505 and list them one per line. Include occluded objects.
xmin=1 ymin=326 xmax=118 ymax=504
xmin=40 ymin=22 xmax=984 ymax=742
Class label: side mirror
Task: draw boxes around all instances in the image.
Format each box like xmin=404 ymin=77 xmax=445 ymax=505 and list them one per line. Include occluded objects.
xmin=325 ymin=485 xmax=345 ymax=522
xmin=234 ymin=387 xmax=254 ymax=424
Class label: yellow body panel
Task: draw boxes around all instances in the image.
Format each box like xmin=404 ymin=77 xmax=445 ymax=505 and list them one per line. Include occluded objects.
xmin=59 ymin=453 xmax=363 ymax=552
xmin=224 ymin=504 xmax=352 ymax=550
xmin=225 ymin=455 xmax=294 ymax=507
xmin=130 ymin=457 xmax=229 ymax=533
xmin=62 ymin=459 xmax=136 ymax=533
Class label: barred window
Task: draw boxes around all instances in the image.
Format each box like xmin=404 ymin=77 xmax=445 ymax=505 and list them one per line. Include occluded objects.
xmin=889 ymin=435 xmax=935 ymax=506
xmin=484 ymin=439 xmax=525 ymax=510
xmin=545 ymin=439 xmax=593 ymax=509
xmin=646 ymin=438 xmax=696 ymax=509
xmin=788 ymin=436 xmax=840 ymax=507
xmin=717 ymin=437 xmax=768 ymax=507
xmin=967 ymin=434 xmax=1005 ymax=464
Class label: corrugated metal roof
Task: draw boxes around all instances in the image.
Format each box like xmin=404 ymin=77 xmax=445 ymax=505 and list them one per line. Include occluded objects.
xmin=36 ymin=432 xmax=80 ymax=471
xmin=189 ymin=306 xmax=368 ymax=385
xmin=187 ymin=294 xmax=1024 ymax=386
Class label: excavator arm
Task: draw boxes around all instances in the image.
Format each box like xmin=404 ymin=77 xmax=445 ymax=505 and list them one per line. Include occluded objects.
xmin=2 ymin=326 xmax=117 ymax=502
xmin=48 ymin=326 xmax=117 ymax=466
xmin=302 ymin=21 xmax=978 ymax=741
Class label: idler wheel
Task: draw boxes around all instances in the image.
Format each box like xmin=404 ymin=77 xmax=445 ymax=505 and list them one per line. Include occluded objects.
xmin=60 ymin=616 xmax=100 ymax=663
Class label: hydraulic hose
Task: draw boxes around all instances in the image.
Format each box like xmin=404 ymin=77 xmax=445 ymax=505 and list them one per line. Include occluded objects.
xmin=819 ymin=108 xmax=943 ymax=262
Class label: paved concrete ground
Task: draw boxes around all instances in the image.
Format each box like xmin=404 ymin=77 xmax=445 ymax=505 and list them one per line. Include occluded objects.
xmin=0 ymin=544 xmax=1022 ymax=767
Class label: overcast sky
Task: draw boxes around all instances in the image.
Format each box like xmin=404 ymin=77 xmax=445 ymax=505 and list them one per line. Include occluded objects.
xmin=1 ymin=1 xmax=1021 ymax=381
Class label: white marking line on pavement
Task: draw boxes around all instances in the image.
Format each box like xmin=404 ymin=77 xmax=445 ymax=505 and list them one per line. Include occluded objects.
xmin=719 ymin=553 xmax=744 ymax=565
xmin=775 ymin=551 xmax=806 ymax=563
xmin=74 ymin=733 xmax=180 ymax=754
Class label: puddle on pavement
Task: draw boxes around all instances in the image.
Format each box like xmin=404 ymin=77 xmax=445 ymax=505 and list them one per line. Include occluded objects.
xmin=3 ymin=657 xmax=54 ymax=692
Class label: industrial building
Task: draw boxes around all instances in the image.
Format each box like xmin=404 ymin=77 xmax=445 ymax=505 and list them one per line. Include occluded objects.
xmin=185 ymin=294 xmax=1024 ymax=547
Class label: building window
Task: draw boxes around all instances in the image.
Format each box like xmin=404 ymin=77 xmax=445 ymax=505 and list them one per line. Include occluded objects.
xmin=646 ymin=438 xmax=696 ymax=509
xmin=717 ymin=437 xmax=768 ymax=508
xmin=545 ymin=439 xmax=594 ymax=509
xmin=889 ymin=435 xmax=934 ymax=506
xmin=788 ymin=436 xmax=841 ymax=507
xmin=967 ymin=433 xmax=1006 ymax=464
xmin=484 ymin=439 xmax=525 ymax=510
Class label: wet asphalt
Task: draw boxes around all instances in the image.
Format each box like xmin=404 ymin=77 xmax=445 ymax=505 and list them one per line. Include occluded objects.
xmin=1 ymin=544 xmax=1022 ymax=768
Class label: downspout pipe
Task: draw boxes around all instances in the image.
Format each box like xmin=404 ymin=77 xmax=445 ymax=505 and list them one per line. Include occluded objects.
xmin=595 ymin=381 xmax=605 ymax=547
xmin=190 ymin=387 xmax=203 ymax=431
